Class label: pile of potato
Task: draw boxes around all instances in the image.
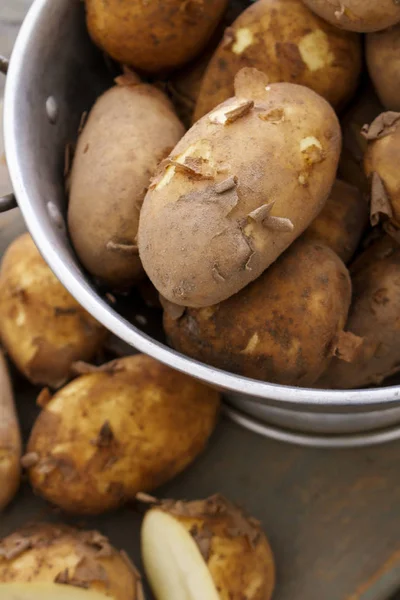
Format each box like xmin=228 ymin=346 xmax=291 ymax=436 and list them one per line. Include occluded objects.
xmin=2 ymin=0 xmax=400 ymax=596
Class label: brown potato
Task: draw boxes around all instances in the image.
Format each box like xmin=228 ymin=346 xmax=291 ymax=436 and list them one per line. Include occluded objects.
xmin=338 ymin=85 xmax=383 ymax=193
xmin=0 ymin=523 xmax=142 ymax=599
xmin=0 ymin=350 xmax=21 ymax=511
xmin=85 ymin=0 xmax=229 ymax=74
xmin=0 ymin=234 xmax=107 ymax=389
xmin=302 ymin=179 xmax=368 ymax=263
xmin=142 ymin=495 xmax=275 ymax=600
xmin=301 ymin=0 xmax=400 ymax=32
xmin=364 ymin=112 xmax=400 ymax=233
xmin=366 ymin=24 xmax=400 ymax=112
xmin=25 ymin=355 xmax=220 ymax=515
xmin=318 ymin=236 xmax=400 ymax=389
xmin=68 ymin=79 xmax=185 ymax=290
xmin=164 ymin=238 xmax=352 ymax=387
xmin=139 ymin=68 xmax=342 ymax=308
xmin=194 ymin=0 xmax=362 ymax=121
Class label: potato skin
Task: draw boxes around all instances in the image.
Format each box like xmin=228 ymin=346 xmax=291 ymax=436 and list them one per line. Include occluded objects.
xmin=318 ymin=236 xmax=400 ymax=389
xmin=194 ymin=0 xmax=362 ymax=120
xmin=139 ymin=71 xmax=342 ymax=308
xmin=145 ymin=495 xmax=275 ymax=600
xmin=0 ymin=351 xmax=21 ymax=511
xmin=366 ymin=24 xmax=400 ymax=112
xmin=301 ymin=0 xmax=400 ymax=32
xmin=364 ymin=113 xmax=400 ymax=230
xmin=68 ymin=82 xmax=185 ymax=290
xmin=303 ymin=179 xmax=368 ymax=264
xmin=164 ymin=239 xmax=351 ymax=386
xmin=0 ymin=523 xmax=141 ymax=599
xmin=85 ymin=0 xmax=229 ymax=74
xmin=0 ymin=234 xmax=107 ymax=388
xmin=26 ymin=355 xmax=220 ymax=515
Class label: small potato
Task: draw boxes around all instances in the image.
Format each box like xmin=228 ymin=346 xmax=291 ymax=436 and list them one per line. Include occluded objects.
xmin=142 ymin=494 xmax=275 ymax=600
xmin=0 ymin=523 xmax=142 ymax=600
xmin=303 ymin=179 xmax=368 ymax=263
xmin=0 ymin=350 xmax=21 ymax=511
xmin=0 ymin=234 xmax=107 ymax=388
xmin=318 ymin=236 xmax=400 ymax=389
xmin=338 ymin=85 xmax=383 ymax=193
xmin=85 ymin=0 xmax=229 ymax=74
xmin=366 ymin=24 xmax=400 ymax=112
xmin=139 ymin=68 xmax=342 ymax=308
xmin=68 ymin=80 xmax=185 ymax=290
xmin=164 ymin=239 xmax=352 ymax=387
xmin=301 ymin=0 xmax=400 ymax=32
xmin=364 ymin=112 xmax=400 ymax=233
xmin=194 ymin=0 xmax=362 ymax=120
xmin=25 ymin=355 xmax=220 ymax=515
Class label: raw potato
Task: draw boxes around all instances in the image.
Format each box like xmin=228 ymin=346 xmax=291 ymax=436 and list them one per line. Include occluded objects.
xmin=25 ymin=354 xmax=220 ymax=515
xmin=338 ymin=85 xmax=383 ymax=193
xmin=68 ymin=80 xmax=185 ymax=290
xmin=142 ymin=495 xmax=275 ymax=600
xmin=194 ymin=0 xmax=362 ymax=120
xmin=366 ymin=24 xmax=400 ymax=112
xmin=303 ymin=179 xmax=368 ymax=263
xmin=318 ymin=236 xmax=400 ymax=389
xmin=301 ymin=0 xmax=400 ymax=32
xmin=164 ymin=238 xmax=352 ymax=386
xmin=0 ymin=523 xmax=142 ymax=600
xmin=0 ymin=350 xmax=21 ymax=511
xmin=0 ymin=234 xmax=107 ymax=389
xmin=364 ymin=112 xmax=400 ymax=233
xmin=139 ymin=68 xmax=342 ymax=308
xmin=85 ymin=0 xmax=229 ymax=74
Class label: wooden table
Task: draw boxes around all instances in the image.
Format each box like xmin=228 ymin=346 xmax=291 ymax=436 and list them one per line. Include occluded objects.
xmin=1 ymin=3 xmax=400 ymax=600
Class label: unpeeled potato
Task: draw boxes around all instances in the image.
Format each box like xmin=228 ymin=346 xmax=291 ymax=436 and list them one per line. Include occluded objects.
xmin=301 ymin=0 xmax=400 ymax=32
xmin=366 ymin=24 xmax=400 ymax=112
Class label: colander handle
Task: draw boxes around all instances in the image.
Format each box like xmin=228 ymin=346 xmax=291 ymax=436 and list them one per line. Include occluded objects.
xmin=0 ymin=55 xmax=17 ymax=213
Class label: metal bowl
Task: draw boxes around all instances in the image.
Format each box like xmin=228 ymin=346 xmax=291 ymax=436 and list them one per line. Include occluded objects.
xmin=3 ymin=0 xmax=400 ymax=447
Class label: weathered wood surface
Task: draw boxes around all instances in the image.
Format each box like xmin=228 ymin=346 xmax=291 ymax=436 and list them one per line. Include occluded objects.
xmin=1 ymin=3 xmax=400 ymax=600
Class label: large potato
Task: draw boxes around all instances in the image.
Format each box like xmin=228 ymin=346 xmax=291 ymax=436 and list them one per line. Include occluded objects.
xmin=138 ymin=68 xmax=342 ymax=308
xmin=301 ymin=0 xmax=400 ymax=32
xmin=0 ymin=350 xmax=21 ymax=511
xmin=142 ymin=495 xmax=275 ymax=600
xmin=68 ymin=80 xmax=185 ymax=290
xmin=0 ymin=234 xmax=107 ymax=389
xmin=194 ymin=0 xmax=362 ymax=120
xmin=0 ymin=523 xmax=142 ymax=599
xmin=338 ymin=85 xmax=383 ymax=193
xmin=303 ymin=179 xmax=368 ymax=263
xmin=366 ymin=24 xmax=400 ymax=112
xmin=25 ymin=354 xmax=220 ymax=515
xmin=85 ymin=0 xmax=229 ymax=74
xmin=164 ymin=239 xmax=352 ymax=386
xmin=318 ymin=236 xmax=400 ymax=389
xmin=363 ymin=112 xmax=400 ymax=233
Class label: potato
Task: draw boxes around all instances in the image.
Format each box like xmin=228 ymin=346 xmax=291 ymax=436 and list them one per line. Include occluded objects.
xmin=0 ymin=234 xmax=107 ymax=389
xmin=302 ymin=179 xmax=368 ymax=263
xmin=363 ymin=112 xmax=400 ymax=234
xmin=141 ymin=494 xmax=275 ymax=600
xmin=0 ymin=350 xmax=21 ymax=511
xmin=68 ymin=79 xmax=185 ymax=290
xmin=0 ymin=523 xmax=142 ymax=599
xmin=318 ymin=236 xmax=400 ymax=389
xmin=366 ymin=24 xmax=400 ymax=112
xmin=85 ymin=0 xmax=229 ymax=74
xmin=164 ymin=238 xmax=352 ymax=386
xmin=194 ymin=0 xmax=362 ymax=120
xmin=338 ymin=85 xmax=383 ymax=193
xmin=25 ymin=354 xmax=220 ymax=515
xmin=138 ymin=68 xmax=342 ymax=308
xmin=301 ymin=0 xmax=400 ymax=32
